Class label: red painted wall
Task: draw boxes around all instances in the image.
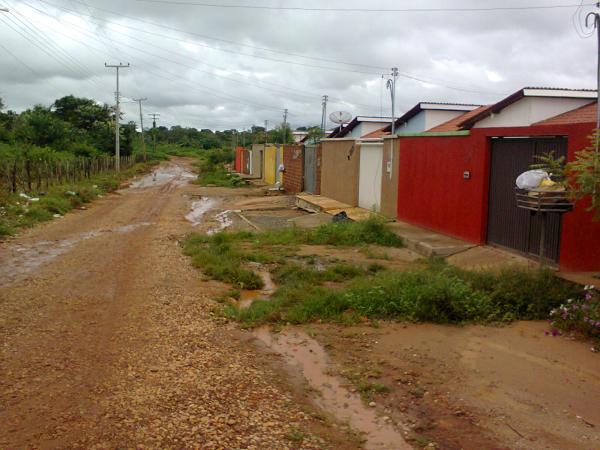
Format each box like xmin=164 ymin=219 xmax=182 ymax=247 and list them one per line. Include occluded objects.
xmin=397 ymin=124 xmax=600 ymax=271
xmin=234 ymin=146 xmax=244 ymax=173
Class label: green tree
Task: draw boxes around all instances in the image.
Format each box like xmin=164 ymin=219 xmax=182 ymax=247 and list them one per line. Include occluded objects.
xmin=53 ymin=95 xmax=111 ymax=131
xmin=304 ymin=126 xmax=324 ymax=144
xmin=14 ymin=105 xmax=72 ymax=149
xmin=567 ymin=133 xmax=600 ymax=219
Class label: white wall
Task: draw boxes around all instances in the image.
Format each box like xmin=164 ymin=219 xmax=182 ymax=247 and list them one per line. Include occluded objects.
xmin=424 ymin=110 xmax=467 ymax=130
xmin=358 ymin=142 xmax=383 ymax=212
xmin=397 ymin=109 xmax=468 ymax=133
xmin=474 ymin=97 xmax=593 ymax=128
xmin=350 ymin=121 xmax=390 ymax=138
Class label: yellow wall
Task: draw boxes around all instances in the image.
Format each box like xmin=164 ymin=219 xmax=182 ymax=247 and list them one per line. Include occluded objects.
xmin=263 ymin=144 xmax=277 ymax=185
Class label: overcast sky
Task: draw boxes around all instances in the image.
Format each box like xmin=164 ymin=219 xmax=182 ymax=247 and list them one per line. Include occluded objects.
xmin=0 ymin=0 xmax=597 ymax=131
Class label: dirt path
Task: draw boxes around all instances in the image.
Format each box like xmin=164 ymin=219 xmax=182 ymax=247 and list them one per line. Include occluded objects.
xmin=310 ymin=322 xmax=600 ymax=450
xmin=0 ymin=158 xmax=351 ymax=449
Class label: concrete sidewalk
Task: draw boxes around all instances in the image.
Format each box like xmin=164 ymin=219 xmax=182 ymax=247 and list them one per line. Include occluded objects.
xmin=387 ymin=220 xmax=476 ymax=258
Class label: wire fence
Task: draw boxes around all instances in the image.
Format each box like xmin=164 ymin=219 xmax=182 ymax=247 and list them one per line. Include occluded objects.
xmin=0 ymin=154 xmax=145 ymax=194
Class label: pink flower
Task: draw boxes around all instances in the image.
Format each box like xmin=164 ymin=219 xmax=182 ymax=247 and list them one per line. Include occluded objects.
xmin=551 ymin=329 xmax=559 ymax=336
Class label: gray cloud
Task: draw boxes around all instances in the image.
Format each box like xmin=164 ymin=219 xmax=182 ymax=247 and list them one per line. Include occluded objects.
xmin=0 ymin=0 xmax=596 ymax=131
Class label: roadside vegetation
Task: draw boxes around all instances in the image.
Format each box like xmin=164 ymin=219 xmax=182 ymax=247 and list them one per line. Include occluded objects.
xmin=195 ymin=148 xmax=246 ymax=187
xmin=549 ymin=284 xmax=600 ymax=344
xmin=183 ymin=220 xmax=582 ymax=327
xmin=227 ymin=262 xmax=578 ymax=326
xmin=183 ymin=218 xmax=402 ymax=288
xmin=0 ymin=160 xmax=158 ymax=237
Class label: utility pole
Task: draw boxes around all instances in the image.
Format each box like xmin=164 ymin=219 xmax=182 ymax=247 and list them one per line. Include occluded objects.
xmin=264 ymin=120 xmax=268 ymax=145
xmin=282 ymin=109 xmax=288 ymax=144
xmin=321 ymin=95 xmax=328 ymax=134
xmin=387 ymin=67 xmax=399 ymax=135
xmin=105 ymin=63 xmax=130 ymax=171
xmin=133 ymin=97 xmax=147 ymax=161
xmin=149 ymin=113 xmax=160 ymax=155
xmin=586 ymin=6 xmax=600 ymax=151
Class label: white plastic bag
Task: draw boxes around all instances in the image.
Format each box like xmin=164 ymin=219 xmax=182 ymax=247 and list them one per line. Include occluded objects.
xmin=515 ymin=170 xmax=549 ymax=190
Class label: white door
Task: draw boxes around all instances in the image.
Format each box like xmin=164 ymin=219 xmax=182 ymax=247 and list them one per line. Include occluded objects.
xmin=358 ymin=142 xmax=383 ymax=212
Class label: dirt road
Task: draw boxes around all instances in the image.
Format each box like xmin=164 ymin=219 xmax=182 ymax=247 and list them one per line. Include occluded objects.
xmin=0 ymin=159 xmax=349 ymax=449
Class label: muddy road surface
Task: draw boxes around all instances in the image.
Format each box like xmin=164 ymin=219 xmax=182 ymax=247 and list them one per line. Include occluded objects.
xmin=0 ymin=159 xmax=354 ymax=449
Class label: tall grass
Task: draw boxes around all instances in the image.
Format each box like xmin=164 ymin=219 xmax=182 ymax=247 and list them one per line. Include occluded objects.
xmin=226 ymin=262 xmax=579 ymax=327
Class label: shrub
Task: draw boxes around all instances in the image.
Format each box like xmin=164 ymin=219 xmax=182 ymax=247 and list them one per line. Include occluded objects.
xmin=549 ymin=285 xmax=600 ymax=341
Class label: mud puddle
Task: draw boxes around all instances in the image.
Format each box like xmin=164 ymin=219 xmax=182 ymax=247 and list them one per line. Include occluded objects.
xmin=207 ymin=210 xmax=236 ymax=235
xmin=239 ymin=266 xmax=276 ymax=308
xmin=129 ymin=164 xmax=195 ymax=189
xmin=0 ymin=222 xmax=154 ymax=287
xmin=185 ymin=197 xmax=219 ymax=227
xmin=254 ymin=327 xmax=410 ymax=450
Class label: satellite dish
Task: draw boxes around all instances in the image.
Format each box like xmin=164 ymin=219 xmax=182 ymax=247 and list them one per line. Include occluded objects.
xmin=329 ymin=111 xmax=352 ymax=125
xmin=329 ymin=111 xmax=352 ymax=134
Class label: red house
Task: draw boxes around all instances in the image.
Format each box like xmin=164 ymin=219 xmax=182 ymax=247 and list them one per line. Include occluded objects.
xmin=396 ymin=88 xmax=600 ymax=272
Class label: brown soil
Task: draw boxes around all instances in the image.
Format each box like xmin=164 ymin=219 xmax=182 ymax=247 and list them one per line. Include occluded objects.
xmin=0 ymin=158 xmax=353 ymax=449
xmin=309 ymin=321 xmax=600 ymax=450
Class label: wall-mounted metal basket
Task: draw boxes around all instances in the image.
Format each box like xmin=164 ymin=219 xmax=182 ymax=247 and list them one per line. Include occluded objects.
xmin=515 ymin=188 xmax=574 ymax=213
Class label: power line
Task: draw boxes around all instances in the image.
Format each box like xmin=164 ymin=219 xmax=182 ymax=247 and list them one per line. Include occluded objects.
xmin=17 ymin=1 xmax=291 ymax=113
xmin=6 ymin=7 xmax=106 ymax=89
xmin=135 ymin=0 xmax=594 ymax=13
xmin=42 ymin=0 xmax=388 ymax=71
xmin=34 ymin=0 xmax=503 ymax=97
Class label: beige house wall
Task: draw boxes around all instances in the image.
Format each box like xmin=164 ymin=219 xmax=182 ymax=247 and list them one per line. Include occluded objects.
xmin=380 ymin=137 xmax=400 ymax=218
xmin=250 ymin=143 xmax=263 ymax=178
xmin=320 ymin=139 xmax=361 ymax=206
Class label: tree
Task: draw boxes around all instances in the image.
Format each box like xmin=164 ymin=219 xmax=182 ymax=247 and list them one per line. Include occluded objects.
xmin=567 ymin=134 xmax=600 ymax=219
xmin=269 ymin=123 xmax=294 ymax=144
xmin=53 ymin=95 xmax=111 ymax=131
xmin=304 ymin=126 xmax=324 ymax=144
xmin=14 ymin=105 xmax=72 ymax=149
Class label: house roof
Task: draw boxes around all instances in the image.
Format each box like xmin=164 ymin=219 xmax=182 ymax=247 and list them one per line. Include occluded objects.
xmin=427 ymin=105 xmax=492 ymax=132
xmin=533 ymin=101 xmax=597 ymax=126
xmin=458 ymin=87 xmax=597 ymax=129
xmin=328 ymin=116 xmax=393 ymax=138
xmin=361 ymin=127 xmax=390 ymax=139
xmin=381 ymin=102 xmax=481 ymax=133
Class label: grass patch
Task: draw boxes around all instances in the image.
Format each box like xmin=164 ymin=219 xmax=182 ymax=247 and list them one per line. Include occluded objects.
xmin=184 ymin=218 xmax=576 ymax=328
xmin=195 ymin=148 xmax=247 ymax=187
xmin=183 ymin=218 xmax=400 ymax=299
xmin=0 ymin=160 xmax=158 ymax=238
xmin=225 ymin=260 xmax=578 ymax=327
xmin=183 ymin=233 xmax=263 ymax=289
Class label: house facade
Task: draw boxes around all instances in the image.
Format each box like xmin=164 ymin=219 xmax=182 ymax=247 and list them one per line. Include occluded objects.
xmin=395 ymin=88 xmax=599 ymax=271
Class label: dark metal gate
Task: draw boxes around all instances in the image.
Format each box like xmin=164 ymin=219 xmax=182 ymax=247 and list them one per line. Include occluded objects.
xmin=304 ymin=144 xmax=317 ymax=194
xmin=487 ymin=137 xmax=567 ymax=262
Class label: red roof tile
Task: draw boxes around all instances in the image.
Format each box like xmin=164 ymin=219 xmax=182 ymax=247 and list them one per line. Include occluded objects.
xmin=427 ymin=105 xmax=491 ymax=132
xmin=533 ymin=101 xmax=597 ymax=126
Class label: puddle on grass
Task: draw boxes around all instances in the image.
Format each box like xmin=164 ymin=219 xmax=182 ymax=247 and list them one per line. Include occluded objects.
xmin=254 ymin=328 xmax=410 ymax=450
xmin=185 ymin=197 xmax=219 ymax=227
xmin=239 ymin=267 xmax=276 ymax=308
xmin=129 ymin=164 xmax=195 ymax=189
xmin=0 ymin=222 xmax=154 ymax=288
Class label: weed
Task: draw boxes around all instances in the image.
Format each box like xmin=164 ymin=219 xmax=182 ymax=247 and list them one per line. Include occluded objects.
xmin=285 ymin=427 xmax=307 ymax=442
